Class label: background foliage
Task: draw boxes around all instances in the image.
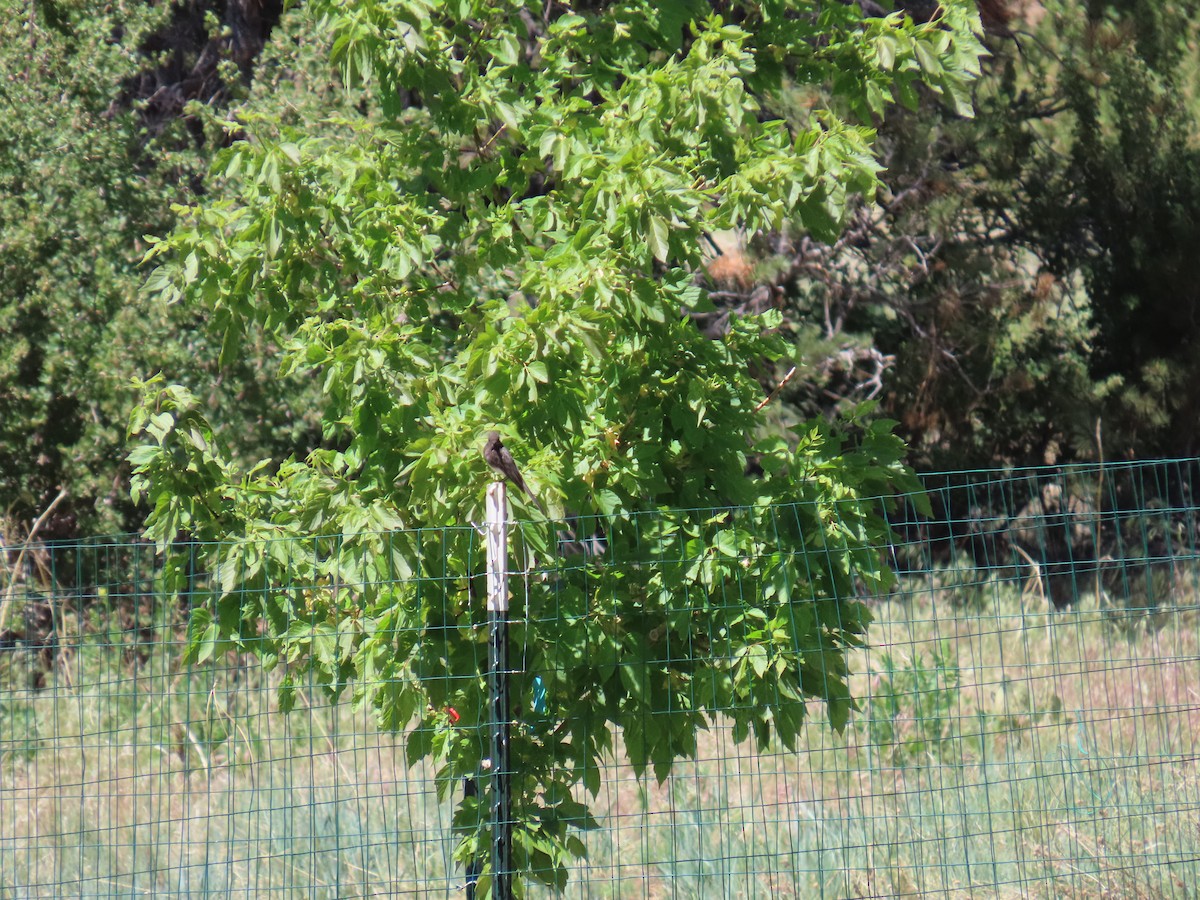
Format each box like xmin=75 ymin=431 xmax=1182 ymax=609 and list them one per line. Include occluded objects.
xmin=6 ymin=1 xmax=1200 ymax=539
xmin=740 ymin=0 xmax=1200 ymax=467
xmin=0 ymin=0 xmax=316 ymax=538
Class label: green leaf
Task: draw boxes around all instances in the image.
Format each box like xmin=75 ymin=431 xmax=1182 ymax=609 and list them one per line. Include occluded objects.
xmin=876 ymin=35 xmax=896 ymax=71
xmin=594 ymin=489 xmax=621 ymax=515
xmin=218 ymin=323 xmax=243 ymax=369
xmin=712 ymin=529 xmax=739 ymax=557
xmin=279 ymin=142 xmax=302 ymax=165
xmin=748 ymin=644 xmax=769 ymax=678
xmin=913 ymin=40 xmax=942 ymax=77
xmin=619 ymin=663 xmax=645 ymax=701
xmin=187 ymin=608 xmax=217 ymax=664
xmin=278 ymin=674 xmax=298 ymax=715
xmin=648 ymin=216 xmax=670 ymax=263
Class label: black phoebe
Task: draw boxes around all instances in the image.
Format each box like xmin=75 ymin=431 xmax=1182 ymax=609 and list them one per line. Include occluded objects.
xmin=482 ymin=431 xmax=546 ymax=514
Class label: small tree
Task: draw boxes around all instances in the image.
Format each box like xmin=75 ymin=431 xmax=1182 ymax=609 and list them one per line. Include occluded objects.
xmin=131 ymin=1 xmax=981 ymax=890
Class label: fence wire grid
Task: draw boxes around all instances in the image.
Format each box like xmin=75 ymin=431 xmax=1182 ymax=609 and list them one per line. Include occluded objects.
xmin=2 ymin=458 xmax=1199 ymax=898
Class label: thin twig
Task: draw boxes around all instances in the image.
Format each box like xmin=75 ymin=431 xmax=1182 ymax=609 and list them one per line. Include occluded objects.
xmin=754 ymin=366 xmax=797 ymax=412
xmin=1011 ymin=543 xmax=1048 ymax=611
xmin=183 ymin=724 xmax=212 ymax=774
xmin=0 ymin=487 xmax=68 ymax=634
xmin=209 ymin=683 xmax=257 ymax=766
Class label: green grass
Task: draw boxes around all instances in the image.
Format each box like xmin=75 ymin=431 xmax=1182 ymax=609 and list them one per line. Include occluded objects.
xmin=2 ymin=570 xmax=1199 ymax=898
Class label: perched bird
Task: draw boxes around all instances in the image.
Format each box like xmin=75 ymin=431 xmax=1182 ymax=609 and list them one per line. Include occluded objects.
xmin=482 ymin=431 xmax=546 ymax=515
xmin=480 ymin=432 xmax=609 ymax=557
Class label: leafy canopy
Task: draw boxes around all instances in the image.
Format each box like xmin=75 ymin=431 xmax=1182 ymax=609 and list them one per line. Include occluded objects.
xmin=131 ymin=0 xmax=981 ymax=891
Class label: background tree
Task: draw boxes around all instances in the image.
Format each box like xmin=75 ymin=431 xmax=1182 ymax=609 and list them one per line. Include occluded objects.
xmin=0 ymin=0 xmax=322 ymax=537
xmin=7 ymin=0 xmax=1199 ymax=543
xmin=1020 ymin=1 xmax=1200 ymax=456
xmin=130 ymin=0 xmax=984 ymax=890
xmin=733 ymin=0 xmax=1200 ymax=469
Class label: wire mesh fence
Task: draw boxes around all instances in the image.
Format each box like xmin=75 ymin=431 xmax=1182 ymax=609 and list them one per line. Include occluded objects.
xmin=2 ymin=458 xmax=1199 ymax=898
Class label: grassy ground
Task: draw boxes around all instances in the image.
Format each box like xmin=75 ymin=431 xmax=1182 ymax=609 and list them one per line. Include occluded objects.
xmin=0 ymin=595 xmax=458 ymax=898
xmin=2 ymin=567 xmax=1199 ymax=898
xmin=563 ymin=574 xmax=1200 ymax=899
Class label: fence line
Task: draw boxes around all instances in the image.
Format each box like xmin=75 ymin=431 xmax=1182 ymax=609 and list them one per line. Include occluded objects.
xmin=2 ymin=459 xmax=1199 ymax=897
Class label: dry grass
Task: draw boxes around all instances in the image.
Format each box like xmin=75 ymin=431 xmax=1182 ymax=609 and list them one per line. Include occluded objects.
xmin=2 ymin=571 xmax=1199 ymax=898
xmin=555 ymin=579 xmax=1200 ymax=899
xmin=1 ymin=648 xmax=456 ymax=898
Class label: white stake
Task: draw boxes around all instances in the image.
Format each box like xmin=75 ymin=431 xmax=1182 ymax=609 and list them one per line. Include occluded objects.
xmin=486 ymin=481 xmax=509 ymax=612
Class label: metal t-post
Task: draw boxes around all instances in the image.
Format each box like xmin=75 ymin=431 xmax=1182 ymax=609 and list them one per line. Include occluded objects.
xmin=485 ymin=481 xmax=512 ymax=899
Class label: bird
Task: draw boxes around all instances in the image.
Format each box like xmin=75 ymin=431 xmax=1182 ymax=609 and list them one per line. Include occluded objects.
xmin=480 ymin=432 xmax=608 ymax=557
xmin=482 ymin=431 xmax=546 ymax=515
